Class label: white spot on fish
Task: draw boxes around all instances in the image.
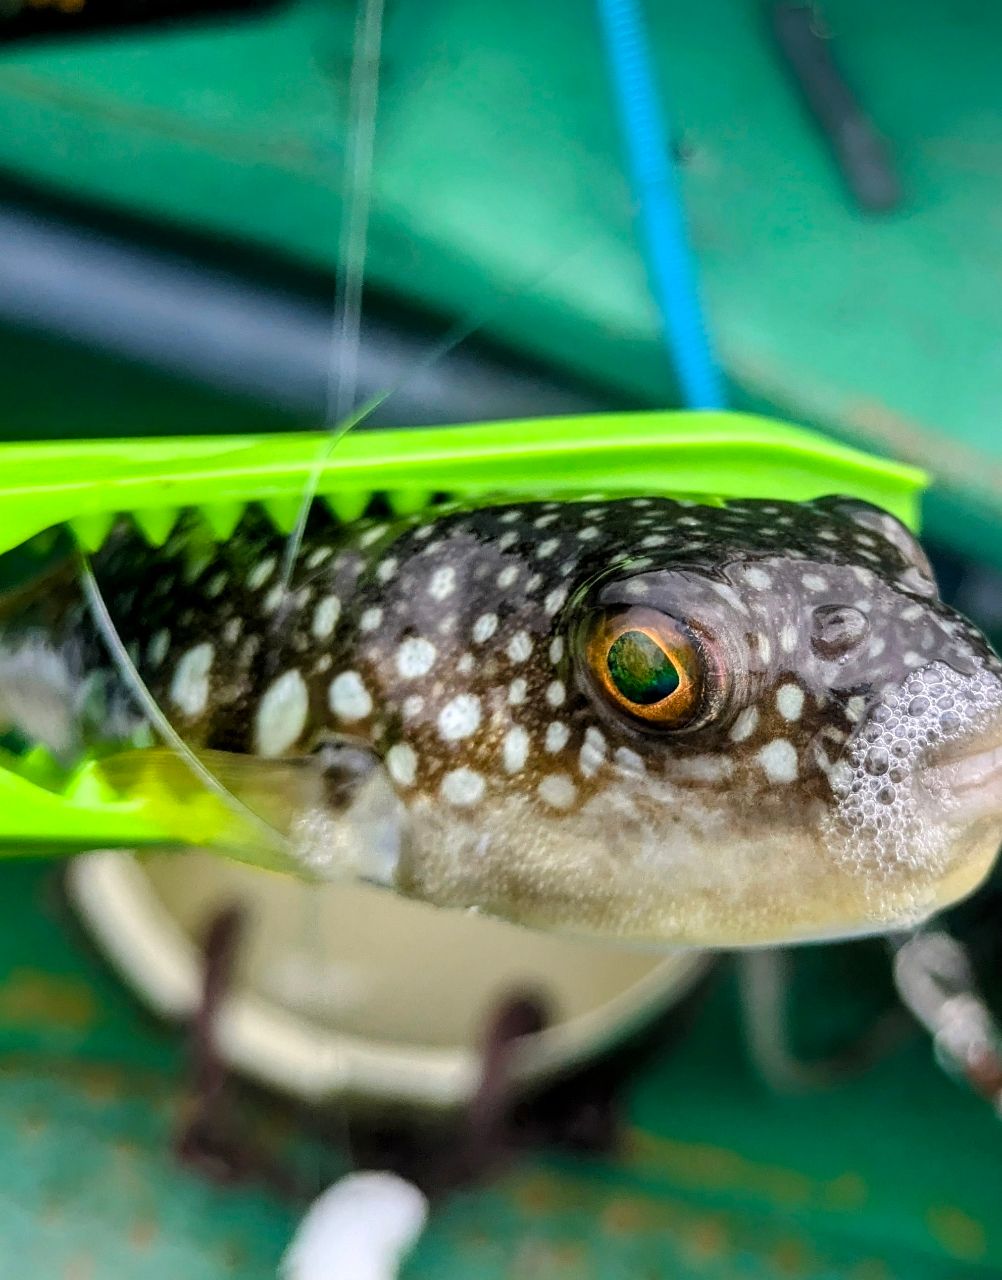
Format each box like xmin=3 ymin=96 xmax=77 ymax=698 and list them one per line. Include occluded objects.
xmin=508 ymin=678 xmax=528 ymax=705
xmin=438 ymin=694 xmax=481 ymax=741
xmin=306 ymin=546 xmax=332 ymax=568
xmin=247 ymin=557 xmax=276 ymax=590
xmin=549 ymin=636 xmax=564 ymax=664
xmin=801 ymin=573 xmax=828 ymax=592
xmin=429 ymin=567 xmax=456 ymax=601
xmin=472 ymin=613 xmax=498 ymax=643
xmin=312 ymin=595 xmax=341 ymax=640
xmin=776 ymin=683 xmax=804 ymax=721
xmin=359 ymin=524 xmax=386 ymax=548
xmin=402 ymin=694 xmax=424 ymax=720
xmin=710 ymin=582 xmax=748 ymax=614
xmin=845 ymin=695 xmax=866 ymax=724
xmin=745 ymin=567 xmax=772 ymax=590
xmin=328 ymin=672 xmax=372 ymax=721
xmin=255 ymin=669 xmax=308 ymax=756
xmin=545 ymin=722 xmax=570 ymax=752
xmin=780 ymin=624 xmax=798 ymax=653
xmin=729 ymin=707 xmax=758 ymax=742
xmin=537 ymin=538 xmax=560 ymax=559
xmin=359 ymin=607 xmax=383 ymax=632
xmin=441 ymin=768 xmax=485 ymax=807
xmin=756 ymin=739 xmax=798 ymax=783
xmin=170 ymin=643 xmax=214 ymax=718
xmin=148 ymin=629 xmax=170 ymax=668
xmin=376 ymin=558 xmax=398 ymax=583
xmin=614 ymin=746 xmax=645 ymax=774
xmin=507 ymin=632 xmax=532 ymax=663
xmin=538 ymin=774 xmax=576 ymax=808
xmin=502 ymin=726 xmax=529 ymax=773
xmin=205 ymin=572 xmax=228 ymax=598
xmin=544 ymin=587 xmax=568 ymax=615
xmin=497 ymin=565 xmax=519 ymax=589
xmin=675 ymin=755 xmax=733 ymax=783
xmin=396 ymin=637 xmax=436 ymax=679
xmin=387 ymin=743 xmax=417 ymax=787
xmin=579 ymin=726 xmax=606 ymax=777
xmin=546 ymin=680 xmax=566 ymax=707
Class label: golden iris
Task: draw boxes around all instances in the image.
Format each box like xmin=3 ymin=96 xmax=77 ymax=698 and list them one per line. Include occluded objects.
xmin=584 ymin=606 xmax=703 ymax=729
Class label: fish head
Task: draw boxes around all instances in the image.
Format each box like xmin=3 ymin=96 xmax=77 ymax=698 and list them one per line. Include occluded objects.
xmin=370 ymin=496 xmax=1002 ymax=947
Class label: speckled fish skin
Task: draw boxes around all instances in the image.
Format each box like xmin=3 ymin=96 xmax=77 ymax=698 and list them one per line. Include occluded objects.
xmin=9 ymin=492 xmax=1002 ymax=948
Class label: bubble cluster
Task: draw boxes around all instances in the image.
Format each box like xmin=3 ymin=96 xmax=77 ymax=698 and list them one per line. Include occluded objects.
xmin=824 ymin=660 xmax=1002 ymax=924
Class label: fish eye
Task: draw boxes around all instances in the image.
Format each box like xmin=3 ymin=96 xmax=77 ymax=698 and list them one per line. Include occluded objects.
xmin=584 ymin=606 xmax=704 ymax=728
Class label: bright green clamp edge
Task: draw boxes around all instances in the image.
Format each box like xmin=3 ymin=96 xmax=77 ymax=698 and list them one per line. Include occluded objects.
xmin=0 ymin=411 xmax=926 ymax=862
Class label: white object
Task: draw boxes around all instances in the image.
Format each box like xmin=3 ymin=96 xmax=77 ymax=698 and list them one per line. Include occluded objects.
xmin=281 ymin=1172 xmax=428 ymax=1280
xmin=66 ymin=850 xmax=710 ymax=1107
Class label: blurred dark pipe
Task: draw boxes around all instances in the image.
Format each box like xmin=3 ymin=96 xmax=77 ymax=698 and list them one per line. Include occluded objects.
xmin=0 ymin=205 xmax=604 ymax=428
xmin=770 ymin=3 xmax=901 ymax=213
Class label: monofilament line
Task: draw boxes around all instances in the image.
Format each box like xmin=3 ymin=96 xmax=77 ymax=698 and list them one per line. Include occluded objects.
xmin=275 ymin=0 xmax=386 ymax=616
xmin=79 ymin=554 xmax=289 ymax=858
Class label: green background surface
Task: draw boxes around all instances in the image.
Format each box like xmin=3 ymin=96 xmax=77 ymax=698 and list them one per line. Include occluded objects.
xmin=0 ymin=859 xmax=999 ymax=1279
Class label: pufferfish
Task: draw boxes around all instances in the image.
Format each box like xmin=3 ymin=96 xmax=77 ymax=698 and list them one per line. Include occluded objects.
xmin=2 ymin=492 xmax=1002 ymax=949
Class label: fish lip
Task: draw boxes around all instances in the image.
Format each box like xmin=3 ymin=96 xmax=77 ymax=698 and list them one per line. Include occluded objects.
xmin=921 ymin=733 xmax=1002 ymax=824
xmin=924 ymin=717 xmax=1002 ymax=775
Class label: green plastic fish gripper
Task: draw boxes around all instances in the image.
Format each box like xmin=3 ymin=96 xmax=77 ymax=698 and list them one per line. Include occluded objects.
xmin=0 ymin=411 xmax=926 ymax=860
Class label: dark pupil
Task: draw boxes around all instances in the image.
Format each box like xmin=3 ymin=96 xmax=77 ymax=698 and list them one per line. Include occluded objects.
xmin=606 ymin=631 xmax=680 ymax=705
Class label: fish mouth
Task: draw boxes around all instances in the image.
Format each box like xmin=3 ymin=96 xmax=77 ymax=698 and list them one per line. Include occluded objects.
xmin=922 ymin=732 xmax=1002 ymax=826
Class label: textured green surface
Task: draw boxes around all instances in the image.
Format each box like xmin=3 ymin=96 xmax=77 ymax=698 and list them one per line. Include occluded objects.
xmin=0 ymin=0 xmax=998 ymax=559
xmin=1 ymin=859 xmax=1000 ymax=1279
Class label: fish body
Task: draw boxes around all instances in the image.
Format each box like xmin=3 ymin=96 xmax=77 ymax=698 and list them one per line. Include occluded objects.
xmin=4 ymin=492 xmax=1002 ymax=948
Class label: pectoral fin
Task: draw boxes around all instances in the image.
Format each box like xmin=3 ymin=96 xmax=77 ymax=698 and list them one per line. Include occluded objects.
xmin=96 ymin=739 xmax=405 ymax=886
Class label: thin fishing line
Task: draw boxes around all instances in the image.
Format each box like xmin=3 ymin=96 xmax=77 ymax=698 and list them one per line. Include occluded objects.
xmin=83 ymin=555 xmax=353 ymax=1186
xmin=275 ymin=0 xmax=386 ymax=618
xmin=78 ymin=553 xmax=290 ymax=858
xmin=272 ymin=220 xmax=609 ymax=621
xmin=327 ymin=0 xmax=386 ymax=427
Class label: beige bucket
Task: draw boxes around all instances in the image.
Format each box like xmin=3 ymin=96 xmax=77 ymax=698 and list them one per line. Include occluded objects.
xmin=67 ymin=850 xmax=710 ymax=1109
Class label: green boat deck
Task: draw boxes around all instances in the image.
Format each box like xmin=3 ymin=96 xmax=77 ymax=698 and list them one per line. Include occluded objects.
xmin=1 ymin=859 xmax=999 ymax=1279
